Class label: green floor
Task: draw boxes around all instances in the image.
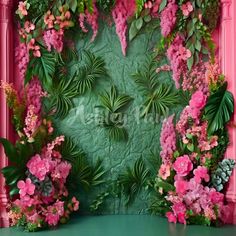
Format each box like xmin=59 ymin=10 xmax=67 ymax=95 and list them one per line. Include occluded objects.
xmin=1 ymin=215 xmax=236 ymax=236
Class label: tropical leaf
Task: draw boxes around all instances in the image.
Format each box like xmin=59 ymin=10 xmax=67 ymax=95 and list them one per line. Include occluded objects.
xmin=50 ymin=75 xmax=79 ymax=118
xmin=75 ymin=50 xmax=108 ymax=94
xmin=119 ymin=157 xmax=151 ymax=206
xmin=28 ymin=48 xmax=56 ymax=90
xmin=141 ymin=84 xmax=179 ymax=117
xmin=98 ymin=86 xmax=132 ymax=141
xmin=204 ymin=82 xmax=234 ymax=134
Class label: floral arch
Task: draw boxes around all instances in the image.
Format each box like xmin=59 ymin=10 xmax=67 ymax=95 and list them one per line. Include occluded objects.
xmin=0 ymin=0 xmax=236 ymax=231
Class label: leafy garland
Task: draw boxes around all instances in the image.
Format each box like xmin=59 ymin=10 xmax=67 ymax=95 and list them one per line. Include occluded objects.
xmin=0 ymin=0 xmax=235 ymax=231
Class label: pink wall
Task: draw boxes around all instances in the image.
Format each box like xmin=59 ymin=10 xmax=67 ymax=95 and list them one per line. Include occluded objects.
xmin=0 ymin=0 xmax=235 ymax=227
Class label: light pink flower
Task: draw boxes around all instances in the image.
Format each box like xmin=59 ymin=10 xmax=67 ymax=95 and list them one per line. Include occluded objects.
xmin=173 ymin=155 xmax=193 ymax=176
xmin=181 ymin=1 xmax=193 ymax=17
xmin=24 ymin=21 xmax=35 ymax=33
xmin=45 ymin=201 xmax=64 ymax=226
xmin=51 ymin=162 xmax=71 ymax=181
xmin=17 ymin=178 xmax=35 ymax=197
xmin=72 ymin=197 xmax=80 ymax=211
xmin=158 ymin=164 xmax=171 ymax=180
xmin=17 ymin=1 xmax=28 ymax=17
xmin=193 ymin=166 xmax=210 ymax=183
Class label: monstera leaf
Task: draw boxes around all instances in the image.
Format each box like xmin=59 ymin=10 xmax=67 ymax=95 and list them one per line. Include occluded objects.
xmin=204 ymin=82 xmax=234 ymax=134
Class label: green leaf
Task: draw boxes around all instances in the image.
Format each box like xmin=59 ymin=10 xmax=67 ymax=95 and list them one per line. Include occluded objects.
xmin=68 ymin=0 xmax=78 ymax=12
xmin=143 ymin=15 xmax=152 ymax=23
xmin=205 ymin=82 xmax=234 ymax=134
xmin=30 ymin=48 xmax=56 ymax=91
xmin=155 ymin=178 xmax=175 ymax=192
xmin=10 ymin=187 xmax=19 ymax=197
xmin=159 ymin=0 xmax=167 ymax=13
xmin=187 ymin=56 xmax=194 ymax=71
xmin=135 ymin=18 xmax=143 ymax=30
xmin=129 ymin=21 xmax=139 ymax=41
xmin=0 ymin=138 xmax=18 ymax=163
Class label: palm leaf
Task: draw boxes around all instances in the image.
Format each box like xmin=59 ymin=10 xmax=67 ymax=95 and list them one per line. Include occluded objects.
xmin=204 ymin=82 xmax=234 ymax=134
xmin=50 ymin=75 xmax=79 ymax=118
xmin=75 ymin=50 xmax=108 ymax=94
xmin=119 ymin=157 xmax=150 ymax=206
xmin=142 ymin=84 xmax=179 ymax=117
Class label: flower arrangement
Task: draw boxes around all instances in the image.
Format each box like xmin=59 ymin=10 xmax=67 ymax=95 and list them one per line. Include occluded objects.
xmin=0 ymin=0 xmax=235 ymax=231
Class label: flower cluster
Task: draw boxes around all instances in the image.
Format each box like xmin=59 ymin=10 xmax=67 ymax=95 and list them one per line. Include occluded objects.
xmin=167 ymin=34 xmax=191 ymax=88
xmin=181 ymin=1 xmax=193 ymax=17
xmin=79 ymin=1 xmax=99 ymax=42
xmin=160 ymin=0 xmax=178 ymax=37
xmin=9 ymin=135 xmax=79 ymax=230
xmin=43 ymin=6 xmax=73 ymax=53
xmin=112 ymin=0 xmax=136 ymax=56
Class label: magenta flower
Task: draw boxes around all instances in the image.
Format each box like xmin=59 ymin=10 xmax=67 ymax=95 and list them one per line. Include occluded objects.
xmin=17 ymin=178 xmax=35 ymax=197
xmin=166 ymin=211 xmax=177 ymax=223
xmin=193 ymin=166 xmax=210 ymax=183
xmin=173 ymin=155 xmax=193 ymax=176
xmin=27 ymin=154 xmax=50 ymax=181
xmin=174 ymin=179 xmax=188 ymax=194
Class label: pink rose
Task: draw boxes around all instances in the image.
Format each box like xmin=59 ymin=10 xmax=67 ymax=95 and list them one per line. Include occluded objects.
xmin=193 ymin=166 xmax=210 ymax=183
xmin=173 ymin=155 xmax=193 ymax=176
xmin=174 ymin=179 xmax=188 ymax=194
xmin=166 ymin=212 xmax=177 ymax=223
xmin=189 ymin=91 xmax=207 ymax=119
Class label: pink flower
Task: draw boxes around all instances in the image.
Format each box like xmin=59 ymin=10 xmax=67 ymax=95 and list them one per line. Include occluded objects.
xmin=72 ymin=197 xmax=80 ymax=211
xmin=166 ymin=211 xmax=177 ymax=223
xmin=159 ymin=164 xmax=171 ymax=180
xmin=209 ymin=189 xmax=224 ymax=204
xmin=43 ymin=29 xmax=64 ymax=53
xmin=174 ymin=179 xmax=188 ymax=194
xmin=173 ymin=155 xmax=193 ymax=177
xmin=51 ymin=161 xmax=71 ymax=181
xmin=24 ymin=21 xmax=35 ymax=33
xmin=172 ymin=202 xmax=186 ymax=215
xmin=177 ymin=212 xmax=186 ymax=224
xmin=27 ymin=154 xmax=50 ymax=181
xmin=160 ymin=0 xmax=178 ymax=37
xmin=45 ymin=201 xmax=64 ymax=226
xmin=181 ymin=1 xmax=193 ymax=17
xmin=17 ymin=178 xmax=35 ymax=197
xmin=44 ymin=10 xmax=55 ymax=29
xmin=17 ymin=1 xmax=28 ymax=17
xmin=193 ymin=166 xmax=210 ymax=183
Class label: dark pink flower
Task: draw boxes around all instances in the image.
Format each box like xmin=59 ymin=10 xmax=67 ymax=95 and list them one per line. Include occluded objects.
xmin=174 ymin=179 xmax=188 ymax=194
xmin=166 ymin=211 xmax=177 ymax=223
xmin=173 ymin=155 xmax=193 ymax=176
xmin=193 ymin=166 xmax=210 ymax=183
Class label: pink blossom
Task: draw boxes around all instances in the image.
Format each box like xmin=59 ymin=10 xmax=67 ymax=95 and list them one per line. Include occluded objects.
xmin=173 ymin=155 xmax=193 ymax=176
xmin=43 ymin=29 xmax=64 ymax=53
xmin=158 ymin=164 xmax=171 ymax=180
xmin=17 ymin=178 xmax=35 ymax=197
xmin=166 ymin=211 xmax=177 ymax=223
xmin=160 ymin=115 xmax=176 ymax=163
xmin=27 ymin=38 xmax=41 ymax=57
xmin=174 ymin=179 xmax=188 ymax=194
xmin=209 ymin=189 xmax=224 ymax=204
xmin=51 ymin=162 xmax=71 ymax=181
xmin=44 ymin=10 xmax=55 ymax=29
xmin=72 ymin=197 xmax=80 ymax=211
xmin=17 ymin=1 xmax=28 ymax=17
xmin=189 ymin=90 xmax=207 ymax=112
xmin=181 ymin=1 xmax=193 ymax=17
xmin=112 ymin=0 xmax=136 ymax=56
xmin=45 ymin=201 xmax=64 ymax=226
xmin=193 ymin=166 xmax=210 ymax=183
xmin=167 ymin=35 xmax=189 ymax=88
xmin=160 ymin=0 xmax=178 ymax=37
xmin=27 ymin=154 xmax=50 ymax=181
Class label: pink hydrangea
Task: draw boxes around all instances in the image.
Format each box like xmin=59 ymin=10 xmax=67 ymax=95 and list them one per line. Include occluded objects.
xmin=43 ymin=29 xmax=64 ymax=53
xmin=173 ymin=155 xmax=193 ymax=177
xmin=181 ymin=1 xmax=193 ymax=17
xmin=167 ymin=34 xmax=191 ymax=88
xmin=160 ymin=115 xmax=176 ymax=163
xmin=189 ymin=90 xmax=207 ymax=119
xmin=160 ymin=0 xmax=178 ymax=37
xmin=193 ymin=166 xmax=210 ymax=183
xmin=158 ymin=164 xmax=171 ymax=180
xmin=112 ymin=0 xmax=136 ymax=56
xmin=27 ymin=154 xmax=50 ymax=181
xmin=174 ymin=179 xmax=188 ymax=194
xmin=17 ymin=178 xmax=35 ymax=197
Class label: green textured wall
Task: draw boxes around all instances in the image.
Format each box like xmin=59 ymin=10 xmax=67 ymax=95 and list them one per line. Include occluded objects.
xmin=54 ymin=23 xmax=179 ymax=214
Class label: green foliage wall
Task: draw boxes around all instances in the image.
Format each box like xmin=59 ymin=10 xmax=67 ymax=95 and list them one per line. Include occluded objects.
xmin=53 ymin=23 xmax=182 ymax=214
